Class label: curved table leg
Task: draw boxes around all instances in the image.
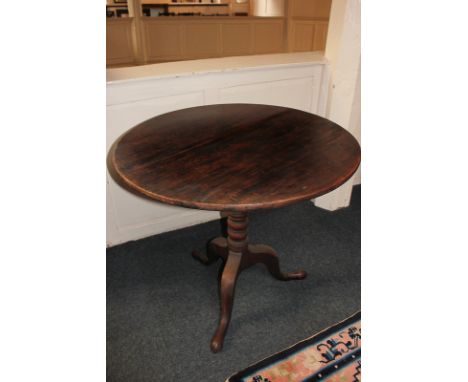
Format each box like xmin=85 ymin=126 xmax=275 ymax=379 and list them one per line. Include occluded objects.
xmin=210 ymin=251 xmax=242 ymax=353
xmin=247 ymin=244 xmax=307 ymax=281
xmin=192 ymin=237 xmax=228 ymax=265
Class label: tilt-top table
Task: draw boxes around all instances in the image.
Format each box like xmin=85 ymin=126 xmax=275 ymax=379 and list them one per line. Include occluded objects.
xmin=107 ymin=104 xmax=361 ymax=352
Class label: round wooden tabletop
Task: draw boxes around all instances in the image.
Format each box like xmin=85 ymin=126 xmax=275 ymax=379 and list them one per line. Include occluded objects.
xmin=108 ymin=104 xmax=361 ymax=211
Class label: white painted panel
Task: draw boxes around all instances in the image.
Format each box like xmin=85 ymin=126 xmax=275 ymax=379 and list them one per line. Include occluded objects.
xmin=107 ymin=63 xmax=322 ymax=106
xmin=206 ymin=65 xmax=321 ymax=90
xmin=109 ymin=180 xmax=181 ymax=229
xmin=106 ymin=178 xmax=120 ymax=244
xmin=106 ymin=91 xmax=204 ymax=150
xmin=218 ymin=77 xmax=315 ymax=112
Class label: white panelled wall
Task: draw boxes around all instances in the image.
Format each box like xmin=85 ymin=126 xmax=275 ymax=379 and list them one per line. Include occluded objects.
xmin=107 ymin=52 xmax=331 ymax=246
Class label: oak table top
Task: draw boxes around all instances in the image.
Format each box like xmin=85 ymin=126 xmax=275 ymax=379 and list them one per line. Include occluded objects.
xmin=107 ymin=104 xmax=361 ymax=353
xmin=107 ymin=104 xmax=361 ymax=212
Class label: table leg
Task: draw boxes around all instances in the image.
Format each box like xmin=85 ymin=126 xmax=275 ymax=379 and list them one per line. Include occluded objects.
xmin=192 ymin=211 xmax=307 ymax=352
xmin=192 ymin=237 xmax=228 ymax=265
xmin=246 ymin=244 xmax=307 ymax=281
xmin=210 ymin=251 xmax=242 ymax=352
xmin=210 ymin=212 xmax=247 ymax=352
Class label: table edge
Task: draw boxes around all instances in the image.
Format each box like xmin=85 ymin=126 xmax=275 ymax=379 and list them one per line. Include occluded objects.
xmin=107 ymin=143 xmax=361 ymax=212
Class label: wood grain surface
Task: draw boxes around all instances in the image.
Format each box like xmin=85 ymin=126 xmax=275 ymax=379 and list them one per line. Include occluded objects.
xmin=107 ymin=104 xmax=360 ymax=211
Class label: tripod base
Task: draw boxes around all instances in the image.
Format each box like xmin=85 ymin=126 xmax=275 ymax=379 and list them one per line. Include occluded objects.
xmin=192 ymin=212 xmax=307 ymax=352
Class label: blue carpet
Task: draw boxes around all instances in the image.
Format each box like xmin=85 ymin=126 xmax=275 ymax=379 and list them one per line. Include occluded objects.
xmin=107 ymin=186 xmax=360 ymax=382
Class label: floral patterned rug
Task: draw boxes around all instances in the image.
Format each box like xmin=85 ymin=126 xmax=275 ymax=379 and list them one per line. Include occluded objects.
xmin=226 ymin=312 xmax=361 ymax=382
